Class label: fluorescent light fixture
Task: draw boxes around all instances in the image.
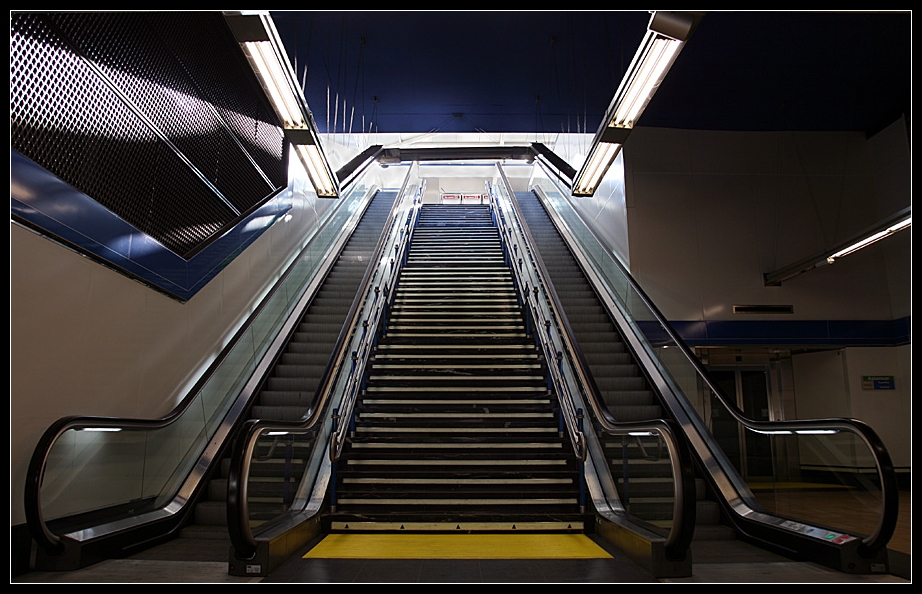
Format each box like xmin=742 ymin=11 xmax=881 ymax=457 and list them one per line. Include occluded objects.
xmin=293 ymin=144 xmax=338 ymax=197
xmin=571 ymin=11 xmax=696 ymax=197
xmin=752 ymin=428 xmax=841 ymax=435
xmin=78 ymin=427 xmax=122 ymax=432
xmin=610 ymin=31 xmax=686 ymax=129
xmin=224 ymin=11 xmax=340 ymax=198
xmin=751 ymin=428 xmax=844 ymax=435
xmin=242 ymin=39 xmax=306 ymax=129
xmin=764 ymin=207 xmax=911 ymax=286
xmin=573 ymin=140 xmax=624 ymax=197
xmin=826 ymin=216 xmax=911 ymax=263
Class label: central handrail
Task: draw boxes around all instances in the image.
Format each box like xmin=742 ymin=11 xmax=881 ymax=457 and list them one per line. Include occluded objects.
xmin=490 ymin=185 xmax=586 ymax=466
xmin=491 ymin=166 xmax=696 ymax=560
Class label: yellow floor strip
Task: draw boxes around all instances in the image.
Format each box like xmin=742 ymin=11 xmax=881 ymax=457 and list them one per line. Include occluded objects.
xmin=304 ymin=534 xmax=612 ymax=560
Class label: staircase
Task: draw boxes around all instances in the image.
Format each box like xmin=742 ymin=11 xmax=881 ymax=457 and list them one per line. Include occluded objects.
xmin=177 ymin=190 xmax=399 ymax=546
xmin=513 ymin=190 xmax=734 ymax=541
xmin=329 ymin=203 xmax=585 ymax=532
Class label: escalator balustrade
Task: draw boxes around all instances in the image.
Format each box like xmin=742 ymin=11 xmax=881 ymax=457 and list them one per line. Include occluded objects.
xmin=513 ymin=190 xmax=731 ymax=540
xmin=182 ymin=190 xmax=399 ymax=542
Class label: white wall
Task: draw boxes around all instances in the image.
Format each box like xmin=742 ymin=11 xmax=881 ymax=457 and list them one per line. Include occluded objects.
xmin=842 ymin=345 xmax=912 ymax=469
xmin=791 ymin=345 xmax=911 ymax=469
xmin=623 ymin=122 xmax=911 ymax=323
xmin=868 ymin=117 xmax=913 ymax=318
xmin=594 ymin=120 xmax=911 ymax=471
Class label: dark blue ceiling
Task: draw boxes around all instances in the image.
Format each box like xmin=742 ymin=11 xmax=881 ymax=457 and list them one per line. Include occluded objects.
xmin=271 ymin=10 xmax=911 ymax=137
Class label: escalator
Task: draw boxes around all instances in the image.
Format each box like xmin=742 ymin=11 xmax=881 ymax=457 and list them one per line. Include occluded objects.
xmin=252 ymin=192 xmax=398 ymax=421
xmin=25 ymin=187 xmax=399 ymax=570
xmin=178 ymin=190 xmax=399 ymax=548
xmin=24 ymin=165 xmax=898 ymax=579
xmin=509 ymin=186 xmax=897 ymax=575
xmin=224 ymin=194 xmax=694 ymax=578
xmin=513 ymin=189 xmax=728 ymax=542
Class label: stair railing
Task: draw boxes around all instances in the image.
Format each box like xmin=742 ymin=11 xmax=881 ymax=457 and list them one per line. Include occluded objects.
xmin=491 ymin=166 xmax=696 ymax=562
xmin=527 ymin=163 xmax=898 ymax=565
xmin=24 ymin=179 xmax=380 ymax=563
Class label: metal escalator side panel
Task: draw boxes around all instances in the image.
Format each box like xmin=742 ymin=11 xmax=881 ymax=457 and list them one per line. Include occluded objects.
xmin=227 ymin=189 xmax=405 ymax=560
xmin=250 ymin=190 xmax=400 ymax=423
xmin=228 ymin=171 xmax=429 ymax=574
xmin=491 ymin=179 xmax=694 ymax=577
xmin=24 ymin=185 xmax=394 ymax=570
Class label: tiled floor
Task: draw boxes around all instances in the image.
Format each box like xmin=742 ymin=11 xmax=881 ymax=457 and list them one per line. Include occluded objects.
xmin=12 ymin=533 xmax=910 ymax=584
xmin=260 ymin=535 xmax=909 ymax=584
xmin=13 ymin=490 xmax=911 ymax=584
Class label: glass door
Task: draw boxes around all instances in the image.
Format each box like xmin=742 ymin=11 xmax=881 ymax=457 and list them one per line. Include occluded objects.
xmin=709 ymin=367 xmax=774 ymax=480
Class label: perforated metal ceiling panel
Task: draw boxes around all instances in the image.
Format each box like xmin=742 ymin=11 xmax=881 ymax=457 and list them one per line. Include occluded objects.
xmin=11 ymin=11 xmax=289 ymax=259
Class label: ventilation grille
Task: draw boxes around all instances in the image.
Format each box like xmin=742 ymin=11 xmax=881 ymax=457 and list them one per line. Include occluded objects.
xmin=10 ymin=11 xmax=288 ymax=259
xmin=733 ymin=305 xmax=795 ymax=314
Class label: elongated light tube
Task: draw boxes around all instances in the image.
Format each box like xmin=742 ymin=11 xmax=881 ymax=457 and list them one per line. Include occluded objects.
xmin=611 ymin=33 xmax=684 ymax=129
xmin=573 ymin=142 xmax=622 ymax=197
xmin=294 ymin=144 xmax=338 ymax=197
xmin=241 ymin=39 xmax=306 ymax=129
xmin=827 ymin=216 xmax=911 ymax=263
xmin=764 ymin=208 xmax=910 ymax=285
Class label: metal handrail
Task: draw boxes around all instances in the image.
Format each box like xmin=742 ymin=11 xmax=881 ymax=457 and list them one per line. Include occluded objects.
xmin=327 ymin=183 xmax=420 ymax=468
xmin=327 ymin=219 xmax=415 ymax=465
xmin=490 ymin=196 xmax=585 ymax=465
xmin=529 ymin=164 xmax=898 ymax=558
xmin=492 ymin=165 xmax=696 ymax=559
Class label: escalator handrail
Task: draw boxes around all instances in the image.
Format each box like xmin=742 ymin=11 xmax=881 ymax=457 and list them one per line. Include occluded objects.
xmin=327 ymin=199 xmax=420 ymax=465
xmin=529 ymin=170 xmax=899 ymax=557
xmin=25 ymin=413 xmax=179 ymax=555
xmin=226 ymin=212 xmax=393 ymax=557
xmin=23 ymin=182 xmax=380 ymax=556
xmin=326 ymin=168 xmax=421 ymax=467
xmin=227 ymin=168 xmax=421 ymax=558
xmin=493 ymin=167 xmax=696 ymax=559
xmin=499 ymin=182 xmax=649 ymax=432
xmin=491 ymin=194 xmax=585 ymax=464
xmin=492 ymin=179 xmax=590 ymax=462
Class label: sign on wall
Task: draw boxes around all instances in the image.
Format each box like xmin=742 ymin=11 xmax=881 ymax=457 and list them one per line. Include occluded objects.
xmin=862 ymin=375 xmax=895 ymax=390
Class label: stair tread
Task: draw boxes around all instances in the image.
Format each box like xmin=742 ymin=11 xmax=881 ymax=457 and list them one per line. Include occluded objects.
xmin=332 ymin=204 xmax=582 ymax=526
